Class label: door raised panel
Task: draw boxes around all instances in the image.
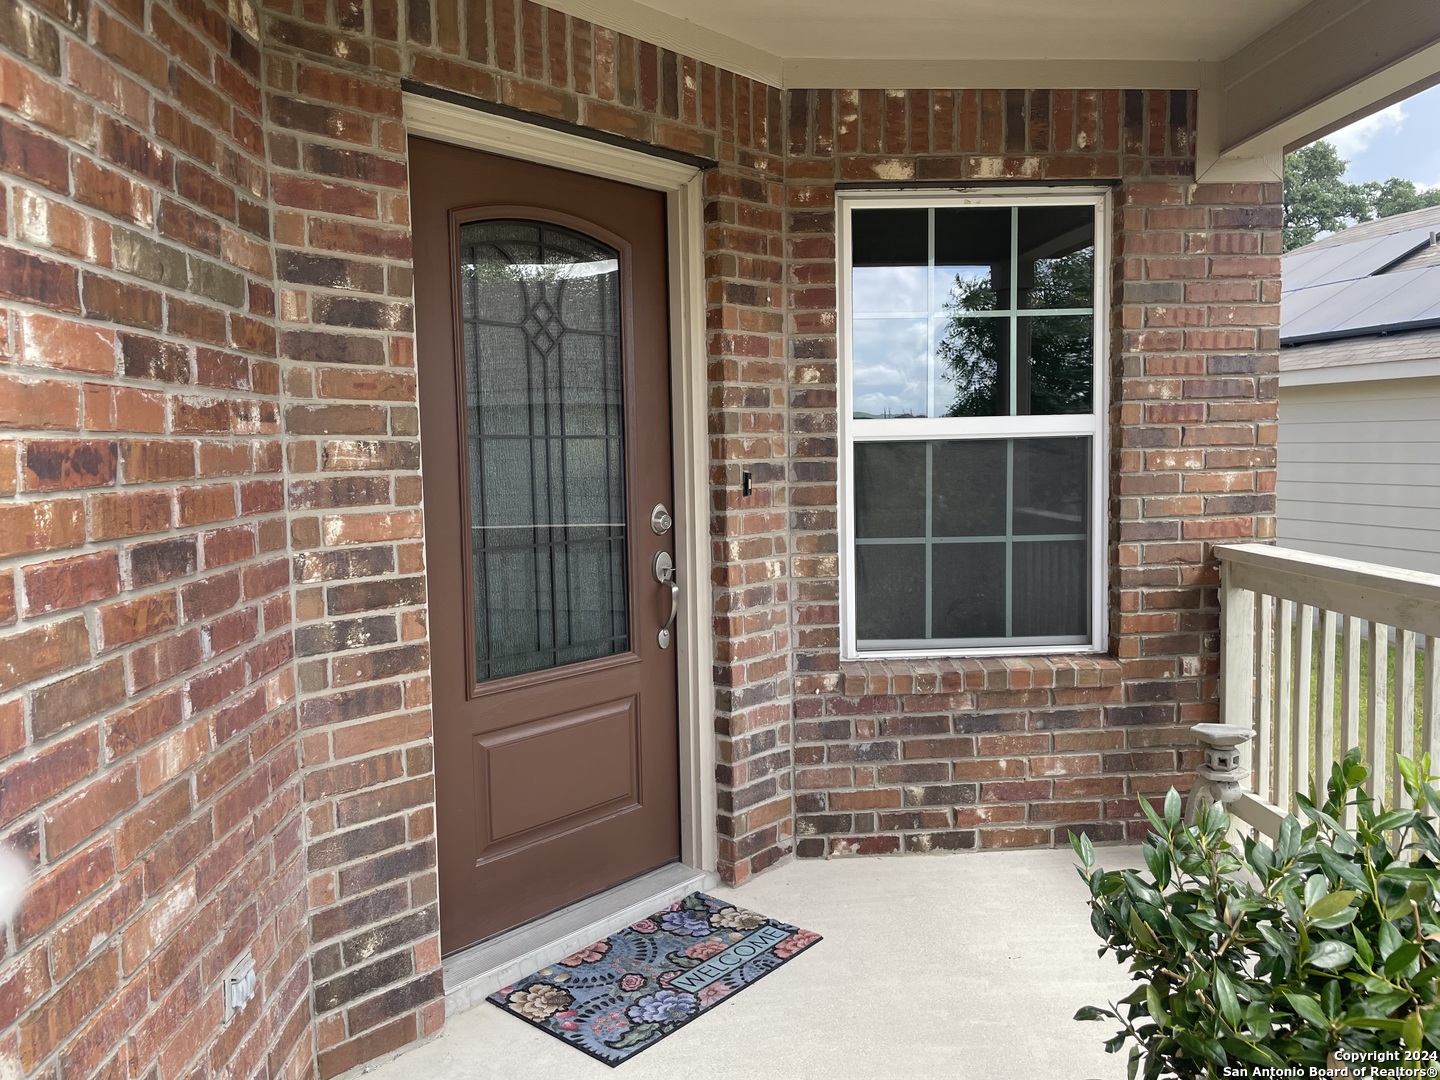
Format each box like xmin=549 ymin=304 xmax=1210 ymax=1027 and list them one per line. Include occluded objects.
xmin=475 ymin=696 xmax=640 ymax=855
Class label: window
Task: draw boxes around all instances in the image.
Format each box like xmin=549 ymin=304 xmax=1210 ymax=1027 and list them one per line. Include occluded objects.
xmin=839 ymin=190 xmax=1109 ymax=658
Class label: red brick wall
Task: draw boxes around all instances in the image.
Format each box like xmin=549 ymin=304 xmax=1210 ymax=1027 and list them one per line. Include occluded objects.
xmin=0 ymin=2 xmax=310 ymax=1078
xmin=784 ymin=90 xmax=1282 ymax=856
xmin=0 ymin=0 xmax=1280 ymax=1076
xmin=263 ymin=45 xmax=443 ymax=1075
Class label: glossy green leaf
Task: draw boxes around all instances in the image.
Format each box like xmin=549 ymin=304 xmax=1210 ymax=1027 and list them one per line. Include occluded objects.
xmin=1306 ymin=889 xmax=1359 ymax=921
xmin=1090 ymin=906 xmax=1111 ymax=940
xmin=1399 ymin=755 xmax=1421 ymax=793
xmin=1122 ymin=871 xmax=1163 ymax=909
xmin=1213 ymin=965 xmax=1241 ymax=1029
xmin=1075 ymin=1006 xmax=1114 ymax=1021
xmin=1384 ymin=942 xmax=1422 ymax=977
xmin=1311 ymin=906 xmax=1359 ymax=931
xmin=1318 ymin=846 xmax=1372 ymax=893
xmin=1306 ymin=940 xmax=1356 ymax=970
xmin=1278 ymin=815 xmax=1301 ymax=863
xmin=1354 ymin=925 xmax=1375 ymax=968
xmin=1346 ymin=990 xmax=1409 ymax=1019
xmin=1146 ymin=983 xmax=1170 ymax=1029
xmin=1187 ymin=911 xmax=1227 ymax=935
xmin=1175 ymin=1030 xmax=1226 ymax=1069
xmin=1345 ymin=1016 xmax=1408 ymax=1034
xmin=1380 ymin=921 xmax=1405 ymax=959
xmin=1285 ymin=991 xmax=1330 ymax=1030
xmin=1128 ymin=906 xmax=1158 ymax=950
xmin=1322 ymin=980 xmax=1342 ymax=1019
xmin=1374 ymin=810 xmax=1417 ymax=832
xmin=1143 ymin=842 xmax=1171 ymax=889
xmin=1139 ymin=795 xmax=1166 ymax=835
xmin=1247 ymin=838 xmax=1275 ymax=877
xmin=1163 ymin=788 xmax=1181 ymax=828
xmin=1282 ymin=883 xmax=1305 ymax=925
xmin=1406 ymin=1010 xmax=1426 ymax=1050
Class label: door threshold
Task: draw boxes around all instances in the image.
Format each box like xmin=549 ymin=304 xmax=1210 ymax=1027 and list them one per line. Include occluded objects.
xmin=443 ymin=862 xmax=712 ymax=1016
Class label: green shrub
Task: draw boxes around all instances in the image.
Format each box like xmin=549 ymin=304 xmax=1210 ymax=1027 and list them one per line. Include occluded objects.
xmin=1073 ymin=748 xmax=1440 ymax=1079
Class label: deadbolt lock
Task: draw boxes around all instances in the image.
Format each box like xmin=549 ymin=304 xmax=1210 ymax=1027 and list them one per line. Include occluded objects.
xmin=650 ymin=503 xmax=673 ymax=535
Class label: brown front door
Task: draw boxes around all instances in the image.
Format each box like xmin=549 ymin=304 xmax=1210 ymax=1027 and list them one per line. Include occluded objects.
xmin=410 ymin=136 xmax=681 ymax=954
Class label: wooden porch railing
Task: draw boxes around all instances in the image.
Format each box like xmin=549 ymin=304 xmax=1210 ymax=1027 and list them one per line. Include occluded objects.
xmin=1196 ymin=544 xmax=1440 ymax=838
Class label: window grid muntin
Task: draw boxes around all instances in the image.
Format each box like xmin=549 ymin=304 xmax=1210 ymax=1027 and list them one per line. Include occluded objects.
xmin=839 ymin=188 xmax=1109 ymax=659
xmin=853 ymin=436 xmax=1091 ymax=643
xmin=459 ymin=219 xmax=630 ymax=682
xmin=850 ymin=204 xmax=1096 ymax=422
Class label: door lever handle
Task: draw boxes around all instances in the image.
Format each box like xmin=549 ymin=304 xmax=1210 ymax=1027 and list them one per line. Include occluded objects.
xmin=659 ymin=580 xmax=679 ymax=649
xmin=652 ymin=551 xmax=678 ymax=648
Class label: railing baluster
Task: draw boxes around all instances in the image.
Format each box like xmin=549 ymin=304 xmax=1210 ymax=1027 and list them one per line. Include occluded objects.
xmin=1426 ymin=636 xmax=1440 ymax=765
xmin=1398 ymin=630 xmax=1417 ymax=806
xmin=1209 ymin=545 xmax=1440 ymax=842
xmin=1317 ymin=609 xmax=1337 ymax=798
xmin=1220 ymin=563 xmax=1258 ymax=816
xmin=1256 ymin=595 xmax=1275 ymax=804
xmin=1369 ymin=622 xmax=1389 ymax=802
xmin=1342 ymin=615 xmax=1362 ymax=828
xmin=1275 ymin=600 xmax=1295 ymax=810
xmin=1294 ymin=604 xmax=1314 ymax=804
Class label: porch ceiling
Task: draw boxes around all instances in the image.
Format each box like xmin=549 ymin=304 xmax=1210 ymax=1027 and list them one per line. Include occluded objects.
xmin=592 ymin=0 xmax=1309 ymax=72
xmin=548 ymin=0 xmax=1440 ymax=177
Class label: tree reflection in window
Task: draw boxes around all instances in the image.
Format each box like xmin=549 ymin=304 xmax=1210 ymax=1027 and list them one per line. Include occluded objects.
xmin=938 ymin=247 xmax=1094 ymax=417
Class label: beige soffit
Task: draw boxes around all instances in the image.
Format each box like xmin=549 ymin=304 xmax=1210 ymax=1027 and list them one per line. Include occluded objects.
xmin=1219 ymin=0 xmax=1440 ymax=156
xmin=540 ymin=0 xmax=1313 ymax=89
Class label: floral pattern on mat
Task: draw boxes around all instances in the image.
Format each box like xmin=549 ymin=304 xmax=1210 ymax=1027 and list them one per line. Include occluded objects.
xmin=488 ymin=892 xmax=821 ymax=1066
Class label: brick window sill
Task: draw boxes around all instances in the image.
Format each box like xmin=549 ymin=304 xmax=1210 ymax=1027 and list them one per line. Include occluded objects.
xmin=837 ymin=654 xmax=1123 ymax=696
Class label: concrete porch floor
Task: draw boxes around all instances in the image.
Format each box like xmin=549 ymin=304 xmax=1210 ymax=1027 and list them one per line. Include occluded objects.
xmin=360 ymin=845 xmax=1147 ymax=1079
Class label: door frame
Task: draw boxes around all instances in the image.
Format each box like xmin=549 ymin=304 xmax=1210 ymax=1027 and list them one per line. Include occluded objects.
xmin=403 ymin=91 xmax=718 ymax=876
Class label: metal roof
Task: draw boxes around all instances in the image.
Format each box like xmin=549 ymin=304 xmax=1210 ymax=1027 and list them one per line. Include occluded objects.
xmin=1281 ymin=206 xmax=1440 ymax=345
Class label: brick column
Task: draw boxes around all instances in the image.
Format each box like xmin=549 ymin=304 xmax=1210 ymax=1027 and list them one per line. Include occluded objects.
xmin=688 ymin=70 xmax=797 ymax=885
xmin=705 ymin=154 xmax=795 ymax=884
xmin=260 ymin=29 xmax=445 ymax=1075
xmin=1108 ymin=178 xmax=1282 ymax=829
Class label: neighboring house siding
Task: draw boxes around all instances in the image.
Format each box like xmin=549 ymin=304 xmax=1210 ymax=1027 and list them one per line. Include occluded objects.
xmin=0 ymin=1 xmax=1278 ymax=1077
xmin=1278 ymin=377 xmax=1440 ymax=575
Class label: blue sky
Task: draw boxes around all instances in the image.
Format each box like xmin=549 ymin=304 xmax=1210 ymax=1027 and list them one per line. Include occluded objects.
xmin=1316 ymin=82 xmax=1440 ymax=188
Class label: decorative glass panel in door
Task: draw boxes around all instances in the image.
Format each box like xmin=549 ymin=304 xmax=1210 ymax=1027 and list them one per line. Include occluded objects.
xmin=457 ymin=219 xmax=628 ymax=683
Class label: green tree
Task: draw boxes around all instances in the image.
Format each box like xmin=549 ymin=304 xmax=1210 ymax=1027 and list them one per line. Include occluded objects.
xmin=1283 ymin=141 xmax=1372 ymax=250
xmin=1283 ymin=139 xmax=1440 ymax=251
xmin=1364 ymin=176 xmax=1440 ymax=220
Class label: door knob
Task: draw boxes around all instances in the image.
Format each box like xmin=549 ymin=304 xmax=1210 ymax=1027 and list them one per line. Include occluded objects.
xmin=652 ymin=552 xmax=678 ymax=649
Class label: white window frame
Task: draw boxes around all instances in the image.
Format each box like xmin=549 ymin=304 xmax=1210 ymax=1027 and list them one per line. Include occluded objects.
xmin=838 ymin=186 xmax=1112 ymax=661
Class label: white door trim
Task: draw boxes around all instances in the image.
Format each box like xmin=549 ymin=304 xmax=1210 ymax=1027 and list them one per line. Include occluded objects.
xmin=403 ymin=92 xmax=718 ymax=875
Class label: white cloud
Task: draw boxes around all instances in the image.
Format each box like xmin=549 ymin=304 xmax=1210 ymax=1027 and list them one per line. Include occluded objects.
xmin=1328 ymin=103 xmax=1407 ymax=160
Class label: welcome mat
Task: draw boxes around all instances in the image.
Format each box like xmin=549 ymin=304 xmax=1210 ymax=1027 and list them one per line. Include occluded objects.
xmin=488 ymin=892 xmax=821 ymax=1066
